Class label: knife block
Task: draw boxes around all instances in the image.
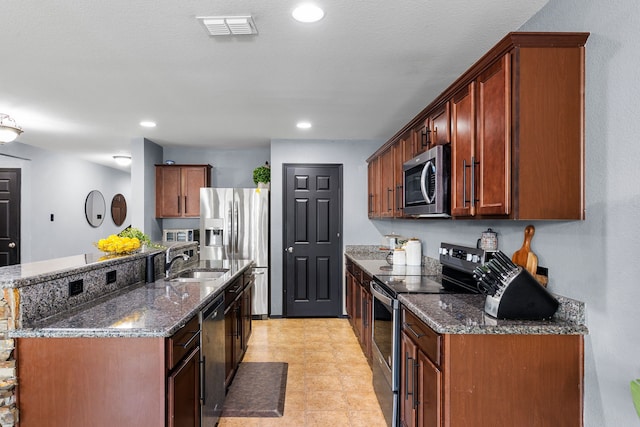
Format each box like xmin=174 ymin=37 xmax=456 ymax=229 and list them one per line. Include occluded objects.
xmin=484 ymin=267 xmax=559 ymax=320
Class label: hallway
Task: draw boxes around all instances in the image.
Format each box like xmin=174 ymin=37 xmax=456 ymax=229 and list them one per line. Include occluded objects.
xmin=219 ymin=318 xmax=387 ymax=427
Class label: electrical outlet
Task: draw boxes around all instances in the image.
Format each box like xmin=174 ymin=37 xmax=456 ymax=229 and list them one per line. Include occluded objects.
xmin=106 ymin=270 xmax=117 ymax=284
xmin=69 ymin=279 xmax=83 ymax=297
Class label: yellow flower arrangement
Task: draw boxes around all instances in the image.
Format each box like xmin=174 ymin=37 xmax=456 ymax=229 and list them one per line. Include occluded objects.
xmin=95 ymin=234 xmax=141 ymax=255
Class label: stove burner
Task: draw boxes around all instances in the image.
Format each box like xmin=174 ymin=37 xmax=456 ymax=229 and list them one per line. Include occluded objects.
xmin=374 ymin=274 xmax=451 ymax=297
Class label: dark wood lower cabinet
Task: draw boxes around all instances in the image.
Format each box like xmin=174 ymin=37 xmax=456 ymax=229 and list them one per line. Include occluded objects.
xmin=345 ymin=259 xmax=372 ymax=364
xmin=168 ymin=346 xmax=201 ymax=427
xmin=400 ymin=330 xmax=442 ymax=427
xmin=361 ymin=285 xmax=372 ymax=361
xmin=400 ymin=331 xmax=419 ymax=427
xmin=224 ymin=276 xmax=253 ymax=388
xmin=17 ymin=315 xmax=204 ymax=427
xmin=17 ymin=337 xmax=167 ymax=427
xmin=400 ymin=306 xmax=584 ymax=427
xmin=418 ymin=350 xmax=441 ymax=427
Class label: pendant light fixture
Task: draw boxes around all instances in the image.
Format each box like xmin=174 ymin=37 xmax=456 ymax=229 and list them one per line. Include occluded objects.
xmin=113 ymin=155 xmax=132 ymax=166
xmin=0 ymin=114 xmax=23 ymax=143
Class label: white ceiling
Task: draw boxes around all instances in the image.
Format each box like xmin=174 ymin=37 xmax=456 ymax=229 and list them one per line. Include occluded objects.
xmin=0 ymin=0 xmax=548 ymax=168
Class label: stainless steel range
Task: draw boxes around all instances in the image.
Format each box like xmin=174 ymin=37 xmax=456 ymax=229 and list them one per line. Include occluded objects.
xmin=370 ymin=242 xmax=485 ymax=426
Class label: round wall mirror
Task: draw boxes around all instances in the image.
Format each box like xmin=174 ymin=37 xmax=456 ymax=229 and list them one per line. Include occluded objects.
xmin=111 ymin=194 xmax=127 ymax=226
xmin=85 ymin=190 xmax=106 ymax=227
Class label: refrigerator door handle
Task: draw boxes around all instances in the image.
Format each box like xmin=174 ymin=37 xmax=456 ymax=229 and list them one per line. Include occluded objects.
xmin=227 ymin=201 xmax=233 ymax=255
xmin=234 ymin=201 xmax=239 ymax=254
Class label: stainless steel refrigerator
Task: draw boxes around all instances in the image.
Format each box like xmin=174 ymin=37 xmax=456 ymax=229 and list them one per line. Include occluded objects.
xmin=200 ymin=188 xmax=270 ymax=317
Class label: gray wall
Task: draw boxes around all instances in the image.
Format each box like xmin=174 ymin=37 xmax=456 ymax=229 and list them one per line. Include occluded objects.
xmin=131 ymin=137 xmax=164 ymax=241
xmin=0 ymin=142 xmax=130 ymax=262
xmin=270 ymin=139 xmax=383 ymax=316
xmin=519 ymin=1 xmax=639 ymax=425
xmin=163 ymin=146 xmax=270 ymax=188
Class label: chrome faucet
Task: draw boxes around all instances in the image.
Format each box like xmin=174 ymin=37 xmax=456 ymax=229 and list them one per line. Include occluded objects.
xmin=165 ymin=253 xmax=190 ymax=278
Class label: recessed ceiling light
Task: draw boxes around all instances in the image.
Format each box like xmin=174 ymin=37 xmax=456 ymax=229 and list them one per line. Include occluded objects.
xmin=140 ymin=121 xmax=156 ymax=128
xmin=297 ymin=121 xmax=312 ymax=129
xmin=292 ymin=4 xmax=325 ymax=23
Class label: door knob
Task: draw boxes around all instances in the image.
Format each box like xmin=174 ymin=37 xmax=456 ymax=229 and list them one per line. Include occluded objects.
xmin=8 ymin=242 xmax=15 ymax=248
xmin=285 ymin=247 xmax=294 ymax=253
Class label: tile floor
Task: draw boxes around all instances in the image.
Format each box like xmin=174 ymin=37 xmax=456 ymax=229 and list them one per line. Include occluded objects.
xmin=218 ymin=318 xmax=388 ymax=427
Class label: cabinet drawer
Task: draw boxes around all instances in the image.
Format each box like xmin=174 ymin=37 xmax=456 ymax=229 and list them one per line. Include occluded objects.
xmin=402 ymin=308 xmax=441 ymax=366
xmin=167 ymin=315 xmax=200 ymax=370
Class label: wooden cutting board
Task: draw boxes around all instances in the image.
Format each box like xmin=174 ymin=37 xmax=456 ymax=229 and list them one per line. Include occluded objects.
xmin=512 ymin=225 xmax=538 ymax=276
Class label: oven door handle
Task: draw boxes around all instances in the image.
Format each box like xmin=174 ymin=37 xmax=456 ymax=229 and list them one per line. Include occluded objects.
xmin=370 ymin=282 xmax=393 ymax=306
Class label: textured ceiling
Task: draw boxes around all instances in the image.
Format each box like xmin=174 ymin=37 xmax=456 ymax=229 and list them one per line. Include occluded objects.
xmin=0 ymin=0 xmax=548 ymax=168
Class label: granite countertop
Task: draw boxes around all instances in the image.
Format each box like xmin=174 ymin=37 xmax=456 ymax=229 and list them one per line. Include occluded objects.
xmin=345 ymin=249 xmax=588 ymax=336
xmin=9 ymin=259 xmax=254 ymax=339
xmin=0 ymin=242 xmax=193 ymax=288
xmin=400 ymin=293 xmax=588 ymax=335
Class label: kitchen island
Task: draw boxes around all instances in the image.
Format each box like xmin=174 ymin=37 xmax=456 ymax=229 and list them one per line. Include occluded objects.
xmin=10 ymin=258 xmax=253 ymax=338
xmin=1 ymin=244 xmax=254 ymax=427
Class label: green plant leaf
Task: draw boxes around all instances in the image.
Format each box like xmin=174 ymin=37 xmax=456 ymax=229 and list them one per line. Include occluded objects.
xmin=118 ymin=227 xmax=165 ymax=249
xmin=631 ymin=379 xmax=640 ymax=419
xmin=253 ymin=165 xmax=271 ymax=185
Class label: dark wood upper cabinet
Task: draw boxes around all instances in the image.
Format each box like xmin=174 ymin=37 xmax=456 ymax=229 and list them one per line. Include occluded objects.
xmin=367 ymin=157 xmax=381 ymax=219
xmin=379 ymin=147 xmax=395 ymax=218
xmin=450 ymin=82 xmax=476 ymax=218
xmin=368 ymin=32 xmax=588 ymax=221
xmin=155 ymin=164 xmax=212 ymax=218
xmin=428 ymin=102 xmax=451 ymax=148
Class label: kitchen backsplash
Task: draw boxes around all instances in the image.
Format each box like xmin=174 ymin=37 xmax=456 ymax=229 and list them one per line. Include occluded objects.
xmin=344 ymin=245 xmax=441 ymax=275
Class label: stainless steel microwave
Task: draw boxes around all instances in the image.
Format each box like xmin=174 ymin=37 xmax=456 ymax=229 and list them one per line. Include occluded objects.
xmin=162 ymin=228 xmax=197 ymax=242
xmin=403 ymin=144 xmax=451 ymax=217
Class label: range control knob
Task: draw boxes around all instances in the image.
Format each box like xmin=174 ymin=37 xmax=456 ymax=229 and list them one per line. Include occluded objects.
xmin=472 ymin=254 xmax=480 ymax=263
xmin=466 ymin=253 xmax=473 ymax=261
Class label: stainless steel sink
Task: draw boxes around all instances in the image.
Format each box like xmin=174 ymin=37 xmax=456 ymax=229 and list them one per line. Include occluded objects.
xmin=171 ymin=269 xmax=229 ymax=282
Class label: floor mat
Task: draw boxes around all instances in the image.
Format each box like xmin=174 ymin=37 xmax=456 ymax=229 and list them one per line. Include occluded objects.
xmin=221 ymin=362 xmax=288 ymax=417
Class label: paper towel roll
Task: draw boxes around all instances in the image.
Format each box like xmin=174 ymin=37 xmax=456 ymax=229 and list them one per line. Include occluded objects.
xmin=392 ymin=249 xmax=406 ymax=265
xmin=405 ymin=239 xmax=422 ymax=266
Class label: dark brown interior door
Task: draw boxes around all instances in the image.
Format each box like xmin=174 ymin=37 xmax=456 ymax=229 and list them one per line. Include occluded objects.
xmin=0 ymin=169 xmax=20 ymax=266
xmin=284 ymin=164 xmax=342 ymax=317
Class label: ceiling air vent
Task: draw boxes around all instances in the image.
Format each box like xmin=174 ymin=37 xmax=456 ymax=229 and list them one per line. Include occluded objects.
xmin=197 ymin=16 xmax=258 ymax=36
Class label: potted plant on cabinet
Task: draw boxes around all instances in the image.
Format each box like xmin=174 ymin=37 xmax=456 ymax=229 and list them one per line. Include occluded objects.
xmin=253 ymin=162 xmax=271 ymax=189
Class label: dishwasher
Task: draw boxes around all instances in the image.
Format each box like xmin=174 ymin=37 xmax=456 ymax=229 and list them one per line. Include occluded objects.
xmin=200 ymin=294 xmax=225 ymax=427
